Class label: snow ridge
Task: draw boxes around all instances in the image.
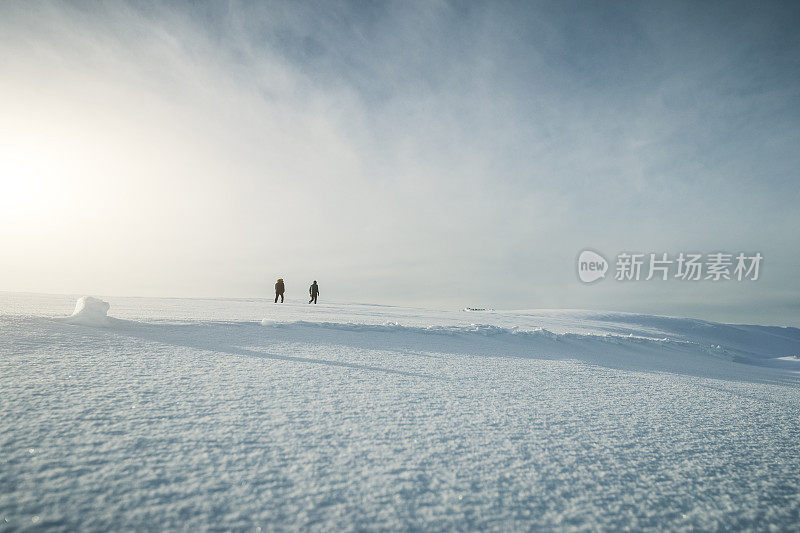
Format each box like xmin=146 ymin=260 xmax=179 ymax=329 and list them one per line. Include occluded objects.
xmin=261 ymin=319 xmax=733 ymax=359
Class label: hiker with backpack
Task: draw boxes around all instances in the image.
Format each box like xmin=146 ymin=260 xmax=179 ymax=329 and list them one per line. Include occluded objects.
xmin=309 ymin=281 xmax=319 ymax=304
xmin=275 ymin=278 xmax=285 ymax=303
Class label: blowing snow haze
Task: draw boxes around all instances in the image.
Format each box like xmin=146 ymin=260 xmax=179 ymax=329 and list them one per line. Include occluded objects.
xmin=1 ymin=1 xmax=799 ymax=325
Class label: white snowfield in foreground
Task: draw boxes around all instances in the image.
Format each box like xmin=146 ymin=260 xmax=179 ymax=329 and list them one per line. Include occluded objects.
xmin=2 ymin=293 xmax=800 ymax=531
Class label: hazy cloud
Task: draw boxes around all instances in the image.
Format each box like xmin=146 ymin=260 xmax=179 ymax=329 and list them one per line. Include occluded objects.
xmin=1 ymin=1 xmax=798 ymax=324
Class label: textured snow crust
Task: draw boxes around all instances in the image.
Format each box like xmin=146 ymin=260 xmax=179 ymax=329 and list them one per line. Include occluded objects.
xmin=2 ymin=293 xmax=800 ymax=530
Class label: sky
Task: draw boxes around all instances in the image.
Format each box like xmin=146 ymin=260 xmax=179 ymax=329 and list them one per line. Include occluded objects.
xmin=1 ymin=0 xmax=799 ymax=325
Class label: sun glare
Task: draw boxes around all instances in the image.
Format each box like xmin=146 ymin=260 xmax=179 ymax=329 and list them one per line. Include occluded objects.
xmin=0 ymin=142 xmax=65 ymax=225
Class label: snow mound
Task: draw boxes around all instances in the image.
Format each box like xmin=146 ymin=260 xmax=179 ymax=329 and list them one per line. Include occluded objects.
xmin=64 ymin=296 xmax=112 ymax=327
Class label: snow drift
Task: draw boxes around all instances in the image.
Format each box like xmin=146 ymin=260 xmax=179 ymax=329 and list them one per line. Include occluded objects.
xmin=63 ymin=296 xmax=112 ymax=327
xmin=258 ymin=315 xmax=800 ymax=372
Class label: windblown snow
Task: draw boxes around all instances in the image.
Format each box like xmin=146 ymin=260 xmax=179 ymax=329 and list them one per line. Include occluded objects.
xmin=2 ymin=292 xmax=800 ymax=530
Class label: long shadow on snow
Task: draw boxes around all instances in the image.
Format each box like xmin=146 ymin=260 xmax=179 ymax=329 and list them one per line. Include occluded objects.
xmin=78 ymin=318 xmax=800 ymax=388
xmin=256 ymin=321 xmax=800 ymax=387
xmin=92 ymin=318 xmax=445 ymax=381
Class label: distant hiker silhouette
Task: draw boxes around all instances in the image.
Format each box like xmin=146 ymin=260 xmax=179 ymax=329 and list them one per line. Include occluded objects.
xmin=309 ymin=281 xmax=319 ymax=304
xmin=275 ymin=278 xmax=285 ymax=303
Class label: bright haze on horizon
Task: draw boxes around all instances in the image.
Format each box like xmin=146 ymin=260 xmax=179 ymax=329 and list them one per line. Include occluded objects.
xmin=1 ymin=1 xmax=798 ymax=325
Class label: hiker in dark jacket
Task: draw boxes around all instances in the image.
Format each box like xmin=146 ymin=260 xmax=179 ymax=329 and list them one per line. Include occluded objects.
xmin=309 ymin=281 xmax=319 ymax=304
xmin=275 ymin=278 xmax=285 ymax=303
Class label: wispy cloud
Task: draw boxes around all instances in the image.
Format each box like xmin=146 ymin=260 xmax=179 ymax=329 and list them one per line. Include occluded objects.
xmin=1 ymin=1 xmax=798 ymax=324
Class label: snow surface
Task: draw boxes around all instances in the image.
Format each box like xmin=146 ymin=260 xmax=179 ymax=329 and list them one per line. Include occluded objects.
xmin=2 ymin=292 xmax=800 ymax=530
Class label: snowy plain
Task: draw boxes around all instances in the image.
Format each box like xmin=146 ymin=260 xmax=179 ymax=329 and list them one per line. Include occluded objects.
xmin=2 ymin=291 xmax=800 ymax=531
